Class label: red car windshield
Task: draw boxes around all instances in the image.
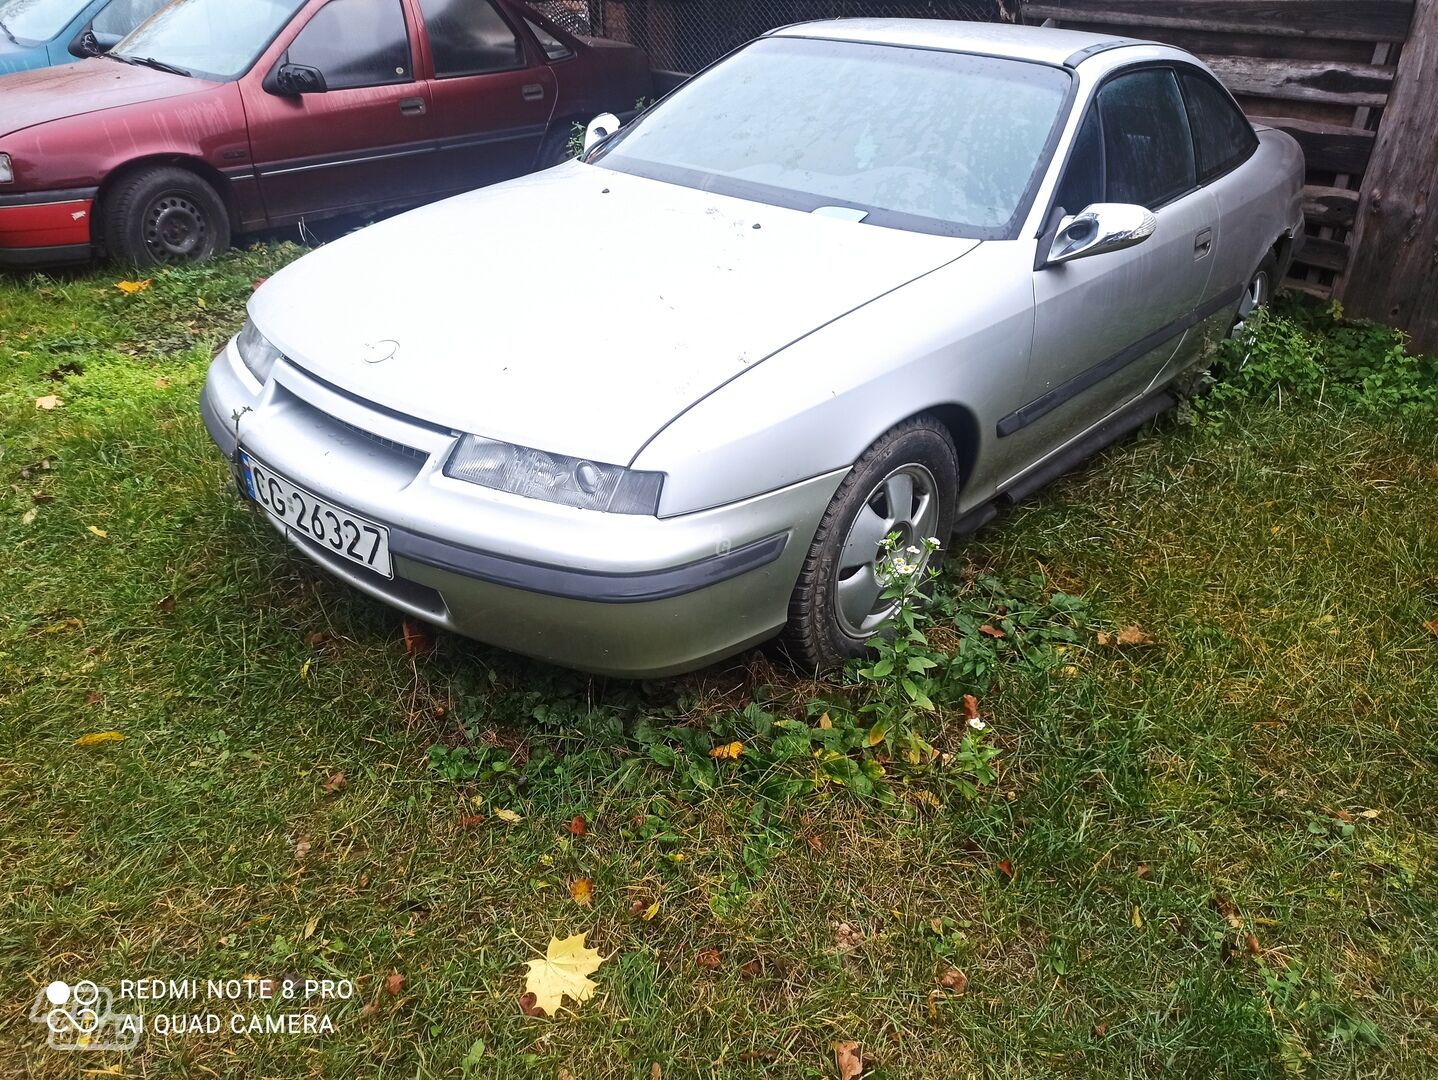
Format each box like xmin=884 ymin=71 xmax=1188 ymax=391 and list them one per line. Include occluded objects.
xmin=113 ymin=0 xmax=304 ymax=81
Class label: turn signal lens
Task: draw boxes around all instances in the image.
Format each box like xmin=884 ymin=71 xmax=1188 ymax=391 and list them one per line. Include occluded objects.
xmin=0 ymin=154 xmax=13 ymax=184
xmin=235 ymin=316 xmax=283 ymax=384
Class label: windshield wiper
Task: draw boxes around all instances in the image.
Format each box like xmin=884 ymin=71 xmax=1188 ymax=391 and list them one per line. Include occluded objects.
xmin=0 ymin=18 xmax=17 ymax=44
xmin=112 ymin=54 xmax=192 ymax=77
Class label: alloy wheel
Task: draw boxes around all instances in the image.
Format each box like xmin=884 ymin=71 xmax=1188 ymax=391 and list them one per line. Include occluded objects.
xmin=833 ymin=463 xmax=939 ymax=637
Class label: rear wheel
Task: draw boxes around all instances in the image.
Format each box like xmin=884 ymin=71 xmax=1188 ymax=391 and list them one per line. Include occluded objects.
xmin=778 ymin=415 xmax=959 ymax=671
xmin=103 ymin=165 xmax=230 ymax=267
xmin=1231 ymin=250 xmax=1279 ymax=340
xmin=536 ymin=123 xmax=580 ymax=169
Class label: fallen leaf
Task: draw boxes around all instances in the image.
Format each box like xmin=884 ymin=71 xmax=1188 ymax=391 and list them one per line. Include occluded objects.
xmin=74 ymin=731 xmax=125 ymax=747
xmin=709 ymin=741 xmax=744 ymax=760
xmin=87 ymin=526 xmax=108 ymax=539
xmin=569 ymin=878 xmax=593 ymax=906
xmin=817 ymin=712 xmax=833 ymax=730
xmin=402 ymin=618 xmax=434 ymax=657
xmin=157 ymin=594 xmax=177 ymax=615
xmin=961 ymin=694 xmax=980 ymax=721
xmin=522 ymin=933 xmax=605 ymax=1016
xmin=303 ymin=914 xmax=320 ymax=940
xmin=1424 ymin=618 xmax=1438 ymax=638
xmin=978 ymin=624 xmax=1006 ymax=639
xmin=1131 ymin=905 xmax=1144 ymax=929
xmin=517 ymin=991 xmax=545 ymax=1017
xmin=997 ymin=859 xmax=1015 ymax=881
xmin=1093 ymin=1021 xmax=1108 ymax=1038
xmin=1356 ymin=808 xmax=1381 ymax=819
xmin=939 ymin=968 xmax=968 ymax=995
xmin=651 ymin=1065 xmax=662 ymax=1080
xmin=1116 ymin=625 xmax=1154 ymax=646
xmin=833 ymin=922 xmax=864 ymax=952
xmin=294 ymin=837 xmax=311 ymax=860
xmin=832 ymin=1040 xmax=863 ymax=1080
xmin=1245 ymin=933 xmax=1261 ymax=956
xmin=22 ymin=509 xmax=38 ymax=525
xmin=458 ymin=814 xmax=486 ymax=829
xmin=115 ymin=279 xmax=151 ymax=294
xmin=696 ymin=947 xmax=721 ymax=970
xmin=358 ymin=1002 xmax=379 ymax=1020
xmin=1096 ymin=631 xmax=1113 ymax=646
xmin=1136 ymin=863 xmax=1151 ymax=879
xmin=35 ymin=395 xmax=63 ymax=410
xmin=154 ymin=376 xmax=170 ymax=389
xmin=84 ymin=691 xmax=104 ymax=707
xmin=566 ymin=814 xmax=588 ymax=837
xmin=321 ymin=771 xmax=346 ymax=794
xmin=305 ymin=631 xmax=330 ymax=648
xmin=494 ymin=808 xmax=523 ymax=824
xmin=384 ymin=972 xmax=404 ymax=996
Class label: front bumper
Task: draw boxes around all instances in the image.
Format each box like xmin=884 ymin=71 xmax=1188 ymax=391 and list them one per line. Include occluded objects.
xmin=201 ymin=342 xmax=841 ymax=677
xmin=0 ymin=190 xmax=95 ymax=267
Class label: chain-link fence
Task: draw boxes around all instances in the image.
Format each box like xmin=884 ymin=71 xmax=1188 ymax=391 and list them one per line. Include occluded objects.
xmin=528 ymin=0 xmax=1007 ymax=75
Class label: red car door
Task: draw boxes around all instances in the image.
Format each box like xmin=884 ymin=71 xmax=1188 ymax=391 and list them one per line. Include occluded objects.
xmin=410 ymin=0 xmax=557 ymax=199
xmin=240 ymin=0 xmax=435 ymax=224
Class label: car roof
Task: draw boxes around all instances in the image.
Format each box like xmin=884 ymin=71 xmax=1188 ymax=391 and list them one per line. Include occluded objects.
xmin=768 ymin=19 xmax=1147 ymax=67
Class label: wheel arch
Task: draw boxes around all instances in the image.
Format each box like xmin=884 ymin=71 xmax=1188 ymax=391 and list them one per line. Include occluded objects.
xmin=93 ymin=155 xmax=239 ymax=245
xmin=899 ymin=402 xmax=980 ymax=497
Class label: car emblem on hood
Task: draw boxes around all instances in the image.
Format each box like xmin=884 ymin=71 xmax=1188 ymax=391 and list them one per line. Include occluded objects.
xmin=361 ymin=339 xmax=400 ymax=365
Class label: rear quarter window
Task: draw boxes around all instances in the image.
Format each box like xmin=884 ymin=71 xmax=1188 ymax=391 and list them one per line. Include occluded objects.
xmin=1178 ymin=70 xmax=1259 ymax=182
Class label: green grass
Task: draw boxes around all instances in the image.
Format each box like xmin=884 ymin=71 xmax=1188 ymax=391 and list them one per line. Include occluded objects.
xmin=2 ymin=252 xmax=1436 ymax=1078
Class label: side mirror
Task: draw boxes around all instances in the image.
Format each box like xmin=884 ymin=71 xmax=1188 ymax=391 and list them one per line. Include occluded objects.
xmin=1044 ymin=203 xmax=1157 ymax=267
xmin=582 ymin=113 xmax=620 ymax=155
xmin=265 ymin=62 xmax=327 ymax=96
xmin=69 ymin=26 xmax=119 ymax=58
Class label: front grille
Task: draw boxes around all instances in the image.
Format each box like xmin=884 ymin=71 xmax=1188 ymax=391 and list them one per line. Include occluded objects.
xmin=330 ymin=415 xmax=428 ymax=461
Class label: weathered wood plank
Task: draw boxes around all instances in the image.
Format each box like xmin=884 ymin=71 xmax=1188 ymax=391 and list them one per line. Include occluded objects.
xmin=1294 ymin=235 xmax=1351 ymax=272
xmin=1022 ymin=1 xmax=1413 ymax=42
xmin=1248 ymin=116 xmax=1376 ymax=176
xmin=1203 ymin=54 xmax=1394 ymax=107
xmin=1339 ymin=0 xmax=1438 ymax=352
xmin=1301 ymin=185 xmax=1360 ymax=229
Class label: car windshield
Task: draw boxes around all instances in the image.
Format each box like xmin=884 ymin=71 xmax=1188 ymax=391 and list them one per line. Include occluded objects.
xmin=593 ymin=36 xmax=1073 ymax=239
xmin=0 ymin=0 xmax=83 ymax=43
xmin=112 ymin=0 xmax=305 ymax=81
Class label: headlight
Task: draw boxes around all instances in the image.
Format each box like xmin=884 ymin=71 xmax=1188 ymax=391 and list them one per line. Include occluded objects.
xmin=0 ymin=154 xmax=13 ymax=184
xmin=445 ymin=435 xmax=664 ymax=515
xmin=235 ymin=317 xmax=283 ymax=384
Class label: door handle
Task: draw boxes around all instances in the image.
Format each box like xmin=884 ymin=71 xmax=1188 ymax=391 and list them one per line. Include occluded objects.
xmin=1194 ymin=227 xmax=1213 ymax=259
xmin=521 ymin=83 xmax=545 ymax=102
xmin=399 ymin=97 xmax=426 ymax=116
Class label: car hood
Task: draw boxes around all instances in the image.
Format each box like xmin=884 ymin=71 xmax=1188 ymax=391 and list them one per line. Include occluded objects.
xmin=251 ymin=164 xmax=978 ymax=465
xmin=0 ymin=57 xmax=203 ymax=135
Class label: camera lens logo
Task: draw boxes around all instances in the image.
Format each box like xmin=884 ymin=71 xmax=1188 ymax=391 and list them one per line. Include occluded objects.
xmin=30 ymin=979 xmax=141 ymax=1051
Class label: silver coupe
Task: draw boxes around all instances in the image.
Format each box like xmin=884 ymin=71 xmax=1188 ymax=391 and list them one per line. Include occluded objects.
xmin=201 ymin=20 xmax=1305 ymax=677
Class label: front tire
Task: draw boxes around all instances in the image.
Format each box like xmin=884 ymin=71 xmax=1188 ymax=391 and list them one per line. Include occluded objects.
xmin=778 ymin=415 xmax=959 ymax=671
xmin=103 ymin=165 xmax=231 ymax=267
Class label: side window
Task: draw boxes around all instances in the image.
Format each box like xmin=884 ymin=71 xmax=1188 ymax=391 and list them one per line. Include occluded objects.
xmin=1097 ymin=68 xmax=1195 ymax=209
xmin=1178 ymin=70 xmax=1259 ymax=182
xmin=93 ymin=0 xmax=169 ymax=40
xmin=1054 ymin=108 xmax=1103 ymax=215
xmin=288 ymin=0 xmax=413 ymax=91
xmin=523 ymin=16 xmax=573 ymax=61
xmin=416 ymin=0 xmax=525 ymax=77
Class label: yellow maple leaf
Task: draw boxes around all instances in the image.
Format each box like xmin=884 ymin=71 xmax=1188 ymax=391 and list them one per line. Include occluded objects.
xmin=523 ymin=933 xmax=605 ymax=1016
xmin=116 ymin=279 xmax=151 ymax=294
xmin=709 ymin=741 xmax=744 ymax=760
xmin=569 ymin=878 xmax=593 ymax=906
xmin=74 ymin=731 xmax=125 ymax=747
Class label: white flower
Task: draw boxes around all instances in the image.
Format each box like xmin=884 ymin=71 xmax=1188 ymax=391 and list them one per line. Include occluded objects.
xmin=906 ymin=544 xmax=923 ymax=557
xmin=967 ymin=717 xmax=988 ymax=732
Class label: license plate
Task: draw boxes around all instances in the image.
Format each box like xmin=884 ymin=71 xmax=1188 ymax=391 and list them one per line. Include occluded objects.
xmin=239 ymin=452 xmax=393 ymax=579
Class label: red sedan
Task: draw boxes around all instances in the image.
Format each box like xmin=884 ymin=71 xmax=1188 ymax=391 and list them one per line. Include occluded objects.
xmin=0 ymin=0 xmax=649 ymax=267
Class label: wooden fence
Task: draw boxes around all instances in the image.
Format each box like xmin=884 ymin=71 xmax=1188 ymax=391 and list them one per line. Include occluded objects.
xmin=1019 ymin=0 xmax=1438 ymax=352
